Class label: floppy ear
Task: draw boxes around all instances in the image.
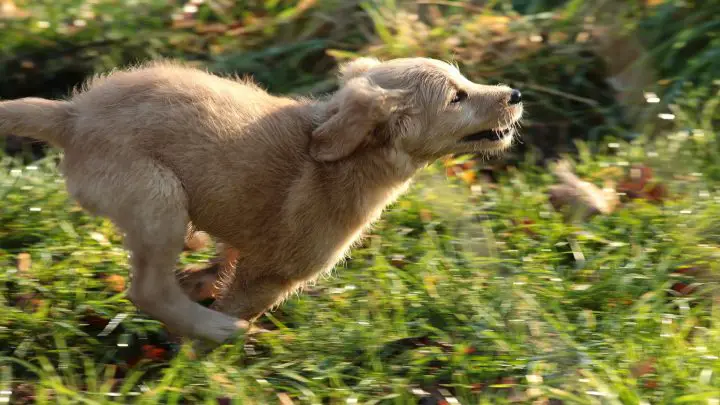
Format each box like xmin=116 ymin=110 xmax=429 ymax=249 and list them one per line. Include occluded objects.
xmin=310 ymin=76 xmax=406 ymax=162
xmin=338 ymin=57 xmax=381 ymax=85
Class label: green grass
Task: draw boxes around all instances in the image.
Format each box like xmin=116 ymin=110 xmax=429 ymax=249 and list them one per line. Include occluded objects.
xmin=1 ymin=0 xmax=719 ymax=403
xmin=1 ymin=104 xmax=719 ymax=403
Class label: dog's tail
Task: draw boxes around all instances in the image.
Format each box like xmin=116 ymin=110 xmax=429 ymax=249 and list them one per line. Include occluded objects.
xmin=0 ymin=98 xmax=73 ymax=148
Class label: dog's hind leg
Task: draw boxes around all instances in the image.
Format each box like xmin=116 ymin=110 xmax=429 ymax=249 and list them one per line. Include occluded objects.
xmin=64 ymin=155 xmax=247 ymax=343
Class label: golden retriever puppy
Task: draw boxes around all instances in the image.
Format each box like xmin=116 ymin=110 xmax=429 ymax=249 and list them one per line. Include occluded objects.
xmin=0 ymin=57 xmax=523 ymax=343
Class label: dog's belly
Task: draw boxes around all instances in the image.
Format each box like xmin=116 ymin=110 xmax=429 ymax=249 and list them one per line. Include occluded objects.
xmin=211 ymin=219 xmax=364 ymax=283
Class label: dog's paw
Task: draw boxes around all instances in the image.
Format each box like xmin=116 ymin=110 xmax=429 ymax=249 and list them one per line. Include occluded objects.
xmin=187 ymin=320 xmax=250 ymax=356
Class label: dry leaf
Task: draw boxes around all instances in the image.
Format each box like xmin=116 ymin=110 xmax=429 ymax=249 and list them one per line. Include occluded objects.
xmin=16 ymin=253 xmax=31 ymax=273
xmin=390 ymin=254 xmax=407 ymax=269
xmin=617 ymin=164 xmax=667 ymax=202
xmin=141 ymin=344 xmax=168 ymax=361
xmin=277 ymin=393 xmax=294 ymax=405
xmin=630 ymin=358 xmax=656 ymax=378
xmin=105 ymin=274 xmax=126 ymax=293
xmin=548 ymin=160 xmax=619 ymax=220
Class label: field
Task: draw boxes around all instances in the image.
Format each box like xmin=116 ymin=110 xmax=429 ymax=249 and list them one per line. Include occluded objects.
xmin=1 ymin=0 xmax=719 ymax=404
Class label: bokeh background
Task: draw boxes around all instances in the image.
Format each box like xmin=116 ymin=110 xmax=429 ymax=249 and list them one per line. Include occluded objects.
xmin=1 ymin=0 xmax=718 ymax=403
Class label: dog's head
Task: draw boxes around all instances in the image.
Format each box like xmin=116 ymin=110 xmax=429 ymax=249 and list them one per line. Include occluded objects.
xmin=310 ymin=57 xmax=523 ymax=163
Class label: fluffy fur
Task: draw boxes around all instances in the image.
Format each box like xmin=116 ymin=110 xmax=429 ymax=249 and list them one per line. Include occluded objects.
xmin=0 ymin=57 xmax=523 ymax=343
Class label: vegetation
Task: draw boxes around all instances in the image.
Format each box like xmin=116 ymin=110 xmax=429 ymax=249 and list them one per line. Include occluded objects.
xmin=1 ymin=0 xmax=718 ymax=403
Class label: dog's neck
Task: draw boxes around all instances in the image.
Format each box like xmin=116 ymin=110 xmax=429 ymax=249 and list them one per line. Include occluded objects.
xmin=306 ymin=143 xmax=426 ymax=231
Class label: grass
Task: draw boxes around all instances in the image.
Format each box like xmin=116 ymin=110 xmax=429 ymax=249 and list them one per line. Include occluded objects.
xmin=1 ymin=0 xmax=719 ymax=403
xmin=1 ymin=101 xmax=719 ymax=403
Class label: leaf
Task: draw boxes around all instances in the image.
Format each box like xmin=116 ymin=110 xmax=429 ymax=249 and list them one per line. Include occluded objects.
xmin=674 ymin=391 xmax=720 ymax=403
xmin=548 ymin=160 xmax=619 ymax=220
xmin=16 ymin=252 xmax=31 ymax=273
xmin=617 ymin=164 xmax=667 ymax=202
xmin=630 ymin=357 xmax=656 ymax=378
xmin=141 ymin=345 xmax=168 ymax=362
xmin=104 ymin=274 xmax=126 ymax=293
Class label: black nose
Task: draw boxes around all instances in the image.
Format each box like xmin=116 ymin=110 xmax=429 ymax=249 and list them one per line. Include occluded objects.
xmin=509 ymin=89 xmax=522 ymax=105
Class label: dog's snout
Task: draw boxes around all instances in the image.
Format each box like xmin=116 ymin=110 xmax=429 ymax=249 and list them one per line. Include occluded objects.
xmin=508 ymin=89 xmax=522 ymax=105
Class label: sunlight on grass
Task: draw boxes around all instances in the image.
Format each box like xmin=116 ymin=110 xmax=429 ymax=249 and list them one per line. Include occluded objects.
xmin=1 ymin=0 xmax=719 ymax=403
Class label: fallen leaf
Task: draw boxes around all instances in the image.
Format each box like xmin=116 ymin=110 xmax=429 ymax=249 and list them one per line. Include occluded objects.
xmin=277 ymin=393 xmax=294 ymax=405
xmin=16 ymin=253 xmax=31 ymax=273
xmin=643 ymin=379 xmax=659 ymax=389
xmin=513 ymin=218 xmax=537 ymax=236
xmin=141 ymin=344 xmax=168 ymax=361
xmin=14 ymin=293 xmax=43 ymax=312
xmin=548 ymin=160 xmax=619 ymax=220
xmin=391 ymin=254 xmax=407 ymax=269
xmin=670 ymin=282 xmax=697 ymax=296
xmin=104 ymin=274 xmax=126 ymax=293
xmin=10 ymin=383 xmax=35 ymax=405
xmin=630 ymin=357 xmax=656 ymax=377
xmin=80 ymin=312 xmax=110 ymax=328
xmin=617 ymin=164 xmax=667 ymax=202
xmin=459 ymin=169 xmax=477 ymax=185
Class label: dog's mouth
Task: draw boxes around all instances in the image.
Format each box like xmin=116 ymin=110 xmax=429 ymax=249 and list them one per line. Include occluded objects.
xmin=460 ymin=127 xmax=512 ymax=143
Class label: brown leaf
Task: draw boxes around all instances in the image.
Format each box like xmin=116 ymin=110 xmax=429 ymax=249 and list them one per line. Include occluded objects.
xmin=548 ymin=160 xmax=619 ymax=220
xmin=141 ymin=344 xmax=168 ymax=361
xmin=0 ymin=0 xmax=30 ymax=18
xmin=10 ymin=383 xmax=35 ymax=405
xmin=670 ymin=282 xmax=697 ymax=296
xmin=277 ymin=393 xmax=294 ymax=405
xmin=643 ymin=379 xmax=659 ymax=389
xmin=104 ymin=274 xmax=126 ymax=293
xmin=617 ymin=164 xmax=667 ymax=202
xmin=630 ymin=357 xmax=656 ymax=377
xmin=14 ymin=293 xmax=43 ymax=312
xmin=390 ymin=254 xmax=407 ymax=269
xmin=419 ymin=209 xmax=433 ymax=222
xmin=81 ymin=312 xmax=110 ymax=328
xmin=513 ymin=218 xmax=537 ymax=237
xmin=16 ymin=253 xmax=31 ymax=273
xmin=195 ymin=23 xmax=228 ymax=34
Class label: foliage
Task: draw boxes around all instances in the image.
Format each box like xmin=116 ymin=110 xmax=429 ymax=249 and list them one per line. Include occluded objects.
xmin=1 ymin=0 xmax=719 ymax=403
xmin=1 ymin=59 xmax=719 ymax=405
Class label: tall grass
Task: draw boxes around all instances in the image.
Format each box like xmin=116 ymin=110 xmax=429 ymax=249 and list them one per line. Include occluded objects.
xmin=1 ymin=0 xmax=718 ymax=403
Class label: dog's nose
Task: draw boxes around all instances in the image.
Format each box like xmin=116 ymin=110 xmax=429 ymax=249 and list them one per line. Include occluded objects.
xmin=508 ymin=89 xmax=522 ymax=105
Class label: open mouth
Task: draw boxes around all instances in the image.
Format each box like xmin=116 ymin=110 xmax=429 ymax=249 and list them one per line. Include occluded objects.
xmin=460 ymin=128 xmax=512 ymax=143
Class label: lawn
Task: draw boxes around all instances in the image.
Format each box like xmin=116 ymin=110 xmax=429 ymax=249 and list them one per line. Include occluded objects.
xmin=1 ymin=0 xmax=719 ymax=404
xmin=2 ymin=120 xmax=719 ymax=403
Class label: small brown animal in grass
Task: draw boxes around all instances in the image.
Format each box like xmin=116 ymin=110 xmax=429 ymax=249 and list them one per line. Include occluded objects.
xmin=0 ymin=57 xmax=523 ymax=344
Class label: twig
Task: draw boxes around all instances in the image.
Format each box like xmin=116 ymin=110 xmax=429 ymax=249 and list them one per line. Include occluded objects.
xmin=513 ymin=81 xmax=600 ymax=107
xmin=416 ymin=0 xmax=485 ymax=13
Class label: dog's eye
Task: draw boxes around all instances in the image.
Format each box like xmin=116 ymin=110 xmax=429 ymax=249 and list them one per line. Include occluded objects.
xmin=451 ymin=90 xmax=468 ymax=103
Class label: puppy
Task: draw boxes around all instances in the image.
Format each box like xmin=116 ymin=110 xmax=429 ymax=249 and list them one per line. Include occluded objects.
xmin=0 ymin=57 xmax=523 ymax=343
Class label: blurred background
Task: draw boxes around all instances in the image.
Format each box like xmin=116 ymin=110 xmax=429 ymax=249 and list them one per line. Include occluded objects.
xmin=1 ymin=0 xmax=718 ymax=404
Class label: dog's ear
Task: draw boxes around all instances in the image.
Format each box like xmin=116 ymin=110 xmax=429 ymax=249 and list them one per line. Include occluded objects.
xmin=338 ymin=57 xmax=381 ymax=85
xmin=310 ymin=76 xmax=407 ymax=162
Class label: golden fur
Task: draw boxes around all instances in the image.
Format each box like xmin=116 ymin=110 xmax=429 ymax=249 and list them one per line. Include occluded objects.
xmin=0 ymin=57 xmax=523 ymax=343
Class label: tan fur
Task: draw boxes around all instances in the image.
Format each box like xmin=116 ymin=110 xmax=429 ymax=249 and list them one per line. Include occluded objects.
xmin=0 ymin=57 xmax=523 ymax=343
